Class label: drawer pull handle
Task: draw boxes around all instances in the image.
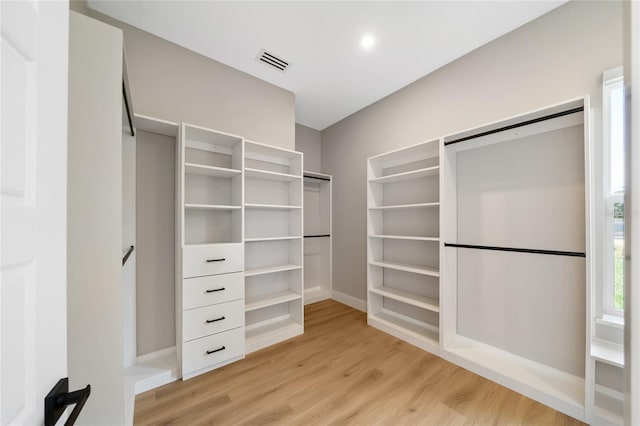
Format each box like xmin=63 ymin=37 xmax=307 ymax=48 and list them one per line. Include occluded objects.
xmin=206 ymin=316 xmax=226 ymax=324
xmin=206 ymin=287 xmax=225 ymax=293
xmin=206 ymin=346 xmax=226 ymax=355
xmin=206 ymin=258 xmax=226 ymax=263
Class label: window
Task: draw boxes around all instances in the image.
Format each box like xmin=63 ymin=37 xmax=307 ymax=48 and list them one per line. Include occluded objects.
xmin=603 ymin=67 xmax=624 ymax=315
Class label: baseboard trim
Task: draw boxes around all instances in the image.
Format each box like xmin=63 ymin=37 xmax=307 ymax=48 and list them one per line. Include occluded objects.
xmin=331 ymin=290 xmax=367 ymax=312
xmin=136 ymin=345 xmax=176 ymax=364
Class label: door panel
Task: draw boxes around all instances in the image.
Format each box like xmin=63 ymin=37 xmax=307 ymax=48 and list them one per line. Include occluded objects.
xmin=1 ymin=1 xmax=69 ymax=424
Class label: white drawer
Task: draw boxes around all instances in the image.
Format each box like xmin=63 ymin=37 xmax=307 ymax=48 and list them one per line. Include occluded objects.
xmin=183 ymin=243 xmax=243 ymax=278
xmin=182 ymin=327 xmax=244 ymax=375
xmin=183 ymin=272 xmax=244 ymax=310
xmin=183 ymin=299 xmax=244 ymax=342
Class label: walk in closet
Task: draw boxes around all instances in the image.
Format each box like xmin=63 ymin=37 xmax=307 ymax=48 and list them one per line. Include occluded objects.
xmin=303 ymin=172 xmax=332 ymax=304
xmin=243 ymin=142 xmax=304 ymax=353
xmin=367 ymin=140 xmax=441 ymax=354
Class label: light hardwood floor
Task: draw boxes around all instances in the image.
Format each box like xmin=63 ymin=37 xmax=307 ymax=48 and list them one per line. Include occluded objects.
xmin=135 ymin=300 xmax=584 ymax=425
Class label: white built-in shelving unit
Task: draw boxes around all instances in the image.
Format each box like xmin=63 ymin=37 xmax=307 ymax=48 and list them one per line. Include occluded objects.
xmin=303 ymin=172 xmax=332 ymax=304
xmin=243 ymin=141 xmax=304 ymax=353
xmin=176 ymin=123 xmax=246 ymax=380
xmin=366 ymin=139 xmax=441 ymax=354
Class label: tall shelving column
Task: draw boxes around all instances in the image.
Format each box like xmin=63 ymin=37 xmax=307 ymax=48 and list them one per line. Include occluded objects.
xmin=366 ymin=140 xmax=441 ymax=355
xmin=176 ymin=124 xmax=245 ymax=380
xmin=303 ymin=172 xmax=332 ymax=304
xmin=243 ymin=141 xmax=304 ymax=353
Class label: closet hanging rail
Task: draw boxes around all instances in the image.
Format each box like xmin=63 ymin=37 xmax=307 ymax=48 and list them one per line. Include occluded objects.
xmin=304 ymin=234 xmax=331 ymax=238
xmin=444 ymin=106 xmax=584 ymax=146
xmin=303 ymin=174 xmax=331 ymax=182
xmin=122 ymin=81 xmax=135 ymax=137
xmin=444 ymin=243 xmax=585 ymax=258
xmin=122 ymin=245 xmax=134 ymax=266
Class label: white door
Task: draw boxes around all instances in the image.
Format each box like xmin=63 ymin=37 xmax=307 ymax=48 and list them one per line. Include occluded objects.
xmin=1 ymin=1 xmax=69 ymax=424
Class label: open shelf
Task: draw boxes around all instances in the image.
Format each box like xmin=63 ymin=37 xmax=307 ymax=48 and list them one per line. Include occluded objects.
xmin=245 ymin=264 xmax=301 ymax=277
xmin=245 ymin=167 xmax=301 ymax=182
xmin=184 ymin=203 xmax=241 ymax=211
xmin=245 ymin=203 xmax=302 ymax=210
xmin=245 ymin=317 xmax=303 ymax=353
xmin=369 ymin=166 xmax=440 ymax=184
xmin=245 ymin=291 xmax=302 ymax=312
xmin=370 ymin=286 xmax=439 ymax=312
xmin=369 ymin=260 xmax=439 ymax=277
xmin=369 ymin=310 xmax=439 ymax=346
xmin=369 ymin=234 xmax=439 ymax=242
xmin=445 ymin=335 xmax=585 ymax=411
xmin=133 ymin=114 xmax=179 ymax=137
xmin=369 ymin=202 xmax=439 ymax=210
xmin=245 ymin=236 xmax=302 ymax=242
xmin=185 ymin=163 xmax=241 ymax=178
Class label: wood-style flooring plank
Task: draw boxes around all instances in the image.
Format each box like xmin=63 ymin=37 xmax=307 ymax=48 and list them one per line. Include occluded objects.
xmin=134 ymin=299 xmax=584 ymax=425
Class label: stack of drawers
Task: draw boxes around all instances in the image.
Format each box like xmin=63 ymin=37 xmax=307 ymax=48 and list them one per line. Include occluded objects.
xmin=181 ymin=243 xmax=245 ymax=379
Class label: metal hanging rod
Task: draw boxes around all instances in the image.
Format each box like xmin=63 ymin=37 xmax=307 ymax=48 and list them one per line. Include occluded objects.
xmin=444 ymin=106 xmax=584 ymax=146
xmin=444 ymin=243 xmax=585 ymax=258
xmin=122 ymin=81 xmax=135 ymax=137
xmin=122 ymin=245 xmax=134 ymax=266
xmin=304 ymin=174 xmax=331 ymax=182
xmin=304 ymin=234 xmax=331 ymax=238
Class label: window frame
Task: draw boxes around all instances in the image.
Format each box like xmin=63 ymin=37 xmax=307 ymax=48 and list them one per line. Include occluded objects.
xmin=602 ymin=66 xmax=624 ymax=317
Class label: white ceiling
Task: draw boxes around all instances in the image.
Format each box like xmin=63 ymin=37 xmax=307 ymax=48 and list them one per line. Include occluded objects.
xmin=89 ymin=1 xmax=566 ymax=130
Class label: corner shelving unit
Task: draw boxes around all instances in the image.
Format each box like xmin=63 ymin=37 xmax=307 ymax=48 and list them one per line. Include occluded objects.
xmin=243 ymin=140 xmax=304 ymax=353
xmin=303 ymin=172 xmax=332 ymax=304
xmin=366 ymin=139 xmax=441 ymax=355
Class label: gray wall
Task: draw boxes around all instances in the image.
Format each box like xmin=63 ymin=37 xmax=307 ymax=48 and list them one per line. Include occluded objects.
xmin=136 ymin=131 xmax=176 ymax=356
xmin=321 ymin=0 xmax=623 ymax=301
xmin=70 ymin=1 xmax=295 ymax=151
xmin=295 ymin=123 xmax=322 ymax=173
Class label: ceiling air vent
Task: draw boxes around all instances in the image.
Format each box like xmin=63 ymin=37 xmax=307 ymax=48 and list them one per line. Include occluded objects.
xmin=256 ymin=49 xmax=291 ymax=73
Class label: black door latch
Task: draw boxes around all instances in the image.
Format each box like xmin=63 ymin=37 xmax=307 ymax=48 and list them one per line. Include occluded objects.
xmin=44 ymin=378 xmax=91 ymax=426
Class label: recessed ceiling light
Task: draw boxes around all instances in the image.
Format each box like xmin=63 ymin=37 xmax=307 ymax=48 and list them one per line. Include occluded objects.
xmin=361 ymin=35 xmax=375 ymax=50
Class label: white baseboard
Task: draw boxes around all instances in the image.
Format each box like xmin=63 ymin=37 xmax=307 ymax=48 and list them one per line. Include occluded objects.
xmin=136 ymin=345 xmax=176 ymax=364
xmin=331 ymin=290 xmax=367 ymax=312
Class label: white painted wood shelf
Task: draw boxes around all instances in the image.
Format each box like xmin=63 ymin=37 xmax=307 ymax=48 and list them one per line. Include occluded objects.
xmin=184 ymin=163 xmax=241 ymax=178
xmin=245 ymin=317 xmax=302 ymax=350
xmin=245 ymin=236 xmax=302 ymax=242
xmin=369 ymin=311 xmax=440 ymax=346
xmin=370 ymin=286 xmax=440 ymax=312
xmin=245 ymin=203 xmax=302 ymax=210
xmin=368 ymin=166 xmax=440 ymax=184
xmin=245 ymin=291 xmax=302 ymax=312
xmin=184 ymin=203 xmax=241 ymax=211
xmin=368 ymin=202 xmax=439 ymax=210
xmin=245 ymin=167 xmax=301 ymax=182
xmin=369 ymin=260 xmax=440 ymax=277
xmin=369 ymin=234 xmax=439 ymax=242
xmin=245 ymin=264 xmax=302 ymax=277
